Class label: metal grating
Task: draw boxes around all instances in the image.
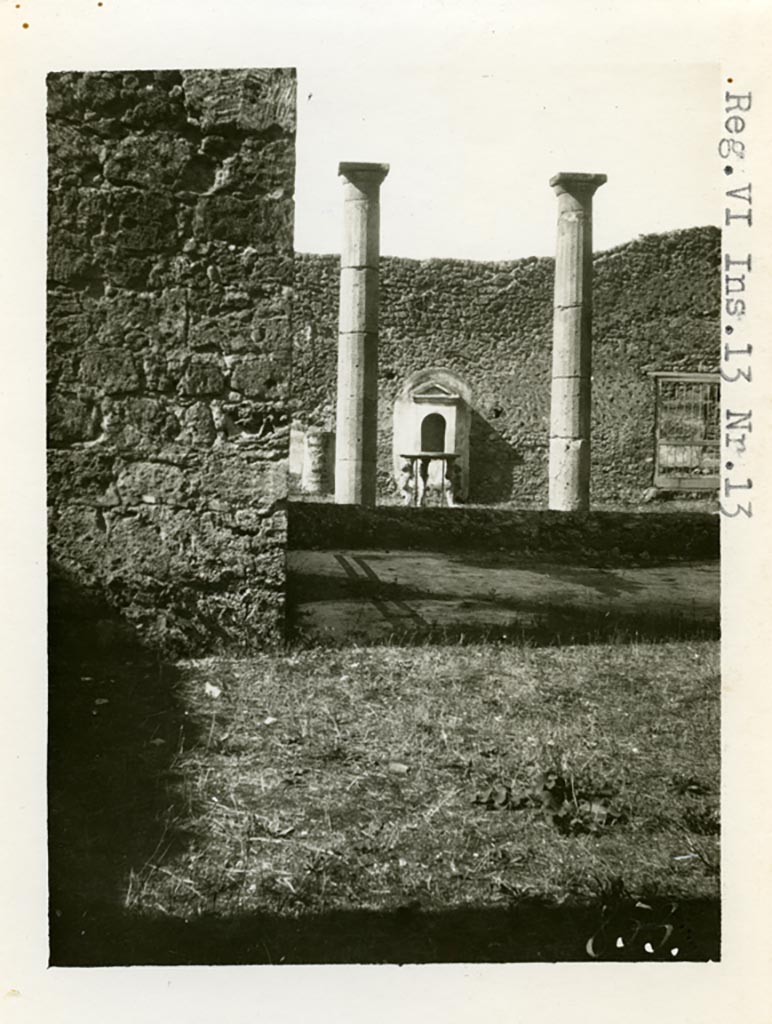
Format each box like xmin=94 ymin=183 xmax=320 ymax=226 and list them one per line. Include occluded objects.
xmin=652 ymin=372 xmax=720 ymax=491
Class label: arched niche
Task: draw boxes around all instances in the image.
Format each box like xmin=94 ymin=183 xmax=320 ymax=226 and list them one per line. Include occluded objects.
xmin=421 ymin=412 xmax=447 ymax=452
xmin=392 ymin=368 xmax=472 ymax=500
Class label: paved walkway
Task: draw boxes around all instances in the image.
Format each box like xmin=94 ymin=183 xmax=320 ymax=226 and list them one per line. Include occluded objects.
xmin=287 ymin=550 xmax=719 ymax=644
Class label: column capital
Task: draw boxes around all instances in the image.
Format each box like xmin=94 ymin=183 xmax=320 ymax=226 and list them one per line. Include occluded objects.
xmin=339 ymin=161 xmax=390 ymax=189
xmin=550 ymin=172 xmax=607 ymax=199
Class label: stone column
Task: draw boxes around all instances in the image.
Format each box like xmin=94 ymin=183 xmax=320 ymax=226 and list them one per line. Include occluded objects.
xmin=548 ymin=172 xmax=607 ymax=511
xmin=334 ymin=161 xmax=390 ymax=505
xmin=301 ymin=428 xmax=325 ymax=494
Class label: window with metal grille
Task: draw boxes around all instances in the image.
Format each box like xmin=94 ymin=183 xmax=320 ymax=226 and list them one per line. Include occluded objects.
xmin=651 ymin=372 xmax=720 ymax=491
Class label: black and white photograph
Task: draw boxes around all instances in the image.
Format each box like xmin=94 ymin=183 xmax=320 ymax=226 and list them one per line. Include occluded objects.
xmin=3 ymin=0 xmax=772 ymax=1020
xmin=46 ymin=62 xmax=722 ymax=966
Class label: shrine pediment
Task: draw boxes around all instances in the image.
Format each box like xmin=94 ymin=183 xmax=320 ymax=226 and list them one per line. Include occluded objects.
xmin=411 ymin=381 xmax=460 ymax=404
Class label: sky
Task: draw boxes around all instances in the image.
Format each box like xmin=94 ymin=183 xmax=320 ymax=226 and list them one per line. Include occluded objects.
xmin=294 ymin=62 xmax=720 ymax=261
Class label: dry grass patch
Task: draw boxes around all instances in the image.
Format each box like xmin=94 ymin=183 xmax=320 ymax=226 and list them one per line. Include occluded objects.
xmin=125 ymin=640 xmax=719 ymax=921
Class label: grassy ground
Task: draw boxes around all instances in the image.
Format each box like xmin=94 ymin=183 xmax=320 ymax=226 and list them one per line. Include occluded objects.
xmin=101 ymin=639 xmax=719 ymax=958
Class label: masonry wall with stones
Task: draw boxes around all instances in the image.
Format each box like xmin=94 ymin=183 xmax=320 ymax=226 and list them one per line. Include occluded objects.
xmin=288 ymin=503 xmax=719 ymax=563
xmin=292 ymin=226 xmax=720 ymax=505
xmin=47 ymin=68 xmax=296 ymax=653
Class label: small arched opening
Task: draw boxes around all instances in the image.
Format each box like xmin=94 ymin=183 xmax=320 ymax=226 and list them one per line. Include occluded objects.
xmin=421 ymin=412 xmax=446 ymax=452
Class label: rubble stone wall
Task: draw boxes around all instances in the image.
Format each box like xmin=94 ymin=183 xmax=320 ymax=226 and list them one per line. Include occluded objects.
xmin=292 ymin=227 xmax=720 ymax=505
xmin=288 ymin=502 xmax=720 ymax=563
xmin=47 ymin=68 xmax=296 ymax=653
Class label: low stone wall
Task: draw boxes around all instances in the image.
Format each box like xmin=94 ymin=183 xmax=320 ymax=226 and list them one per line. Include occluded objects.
xmin=47 ymin=69 xmax=296 ymax=654
xmin=287 ymin=502 xmax=719 ymax=563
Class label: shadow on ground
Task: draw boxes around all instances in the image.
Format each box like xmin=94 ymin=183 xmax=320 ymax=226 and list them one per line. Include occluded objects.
xmin=50 ymin=895 xmax=720 ymax=966
xmin=287 ymin=550 xmax=719 ymax=647
xmin=287 ymin=587 xmax=718 ymax=647
xmin=48 ymin=563 xmax=195 ymax=966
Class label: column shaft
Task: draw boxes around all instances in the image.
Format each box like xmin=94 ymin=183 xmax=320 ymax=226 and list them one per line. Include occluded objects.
xmin=335 ymin=162 xmax=389 ymax=505
xmin=548 ymin=172 xmax=607 ymax=511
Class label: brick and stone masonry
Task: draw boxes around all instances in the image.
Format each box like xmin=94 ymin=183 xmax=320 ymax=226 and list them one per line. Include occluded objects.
xmin=47 ymin=69 xmax=296 ymax=653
